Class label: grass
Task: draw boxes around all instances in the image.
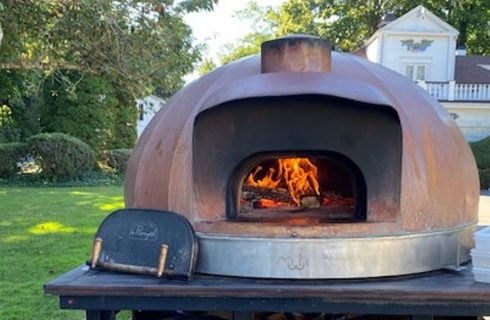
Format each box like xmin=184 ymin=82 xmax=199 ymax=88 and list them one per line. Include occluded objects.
xmin=0 ymin=185 xmax=124 ymax=320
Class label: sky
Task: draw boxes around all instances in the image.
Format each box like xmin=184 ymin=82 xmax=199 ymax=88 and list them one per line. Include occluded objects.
xmin=183 ymin=0 xmax=285 ymax=80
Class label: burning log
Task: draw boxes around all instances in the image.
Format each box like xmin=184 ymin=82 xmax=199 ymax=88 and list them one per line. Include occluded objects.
xmin=243 ymin=185 xmax=292 ymax=203
xmin=241 ymin=186 xmax=354 ymax=210
xmin=253 ymin=199 xmax=290 ymax=209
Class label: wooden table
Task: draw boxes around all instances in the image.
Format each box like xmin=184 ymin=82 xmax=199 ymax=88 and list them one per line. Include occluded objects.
xmin=44 ymin=264 xmax=490 ymax=320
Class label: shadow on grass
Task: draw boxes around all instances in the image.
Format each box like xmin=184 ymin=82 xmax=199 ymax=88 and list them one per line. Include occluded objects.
xmin=0 ymin=186 xmax=124 ymax=244
xmin=0 ymin=185 xmax=124 ymax=320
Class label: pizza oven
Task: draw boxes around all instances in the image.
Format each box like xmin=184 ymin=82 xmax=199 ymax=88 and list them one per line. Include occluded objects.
xmin=125 ymin=35 xmax=479 ymax=279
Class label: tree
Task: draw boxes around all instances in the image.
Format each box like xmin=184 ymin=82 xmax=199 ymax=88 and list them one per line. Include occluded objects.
xmin=217 ymin=1 xmax=276 ymax=65
xmin=0 ymin=0 xmax=217 ymax=148
xmin=198 ymin=58 xmax=217 ymax=76
xmin=220 ymin=0 xmax=489 ymax=64
xmin=0 ymin=0 xmax=218 ymax=98
xmin=0 ymin=70 xmax=42 ymax=143
xmin=112 ymin=91 xmax=138 ymax=149
xmin=220 ymin=33 xmax=273 ymax=65
xmin=41 ymin=72 xmax=119 ymax=153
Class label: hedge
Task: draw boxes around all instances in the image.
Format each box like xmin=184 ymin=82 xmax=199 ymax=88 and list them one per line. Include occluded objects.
xmin=28 ymin=132 xmax=96 ymax=182
xmin=0 ymin=142 xmax=27 ymax=178
xmin=104 ymin=149 xmax=132 ymax=173
xmin=470 ymin=136 xmax=490 ymax=188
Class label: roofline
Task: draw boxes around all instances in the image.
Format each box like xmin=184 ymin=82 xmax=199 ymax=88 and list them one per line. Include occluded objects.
xmin=381 ymin=5 xmax=459 ymax=35
xmin=364 ymin=30 xmax=381 ymax=47
xmin=382 ymin=30 xmax=457 ymax=36
xmin=361 ymin=5 xmax=458 ymax=50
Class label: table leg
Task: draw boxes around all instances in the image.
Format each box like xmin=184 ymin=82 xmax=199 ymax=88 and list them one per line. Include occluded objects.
xmin=86 ymin=310 xmax=116 ymax=320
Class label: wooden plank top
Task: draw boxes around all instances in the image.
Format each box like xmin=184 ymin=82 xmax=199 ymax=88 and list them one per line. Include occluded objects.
xmin=45 ymin=264 xmax=490 ymax=304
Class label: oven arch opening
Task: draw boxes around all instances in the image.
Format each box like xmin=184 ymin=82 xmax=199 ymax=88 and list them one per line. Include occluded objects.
xmin=227 ymin=151 xmax=367 ymax=224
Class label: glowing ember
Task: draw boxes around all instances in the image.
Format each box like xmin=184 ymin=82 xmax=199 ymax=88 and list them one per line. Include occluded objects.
xmin=253 ymin=199 xmax=289 ymax=209
xmin=247 ymin=158 xmax=321 ymax=206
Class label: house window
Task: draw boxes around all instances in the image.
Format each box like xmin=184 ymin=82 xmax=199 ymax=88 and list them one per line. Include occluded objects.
xmin=405 ymin=65 xmax=426 ymax=81
xmin=139 ymin=103 xmax=144 ymax=121
xmin=416 ymin=65 xmax=426 ymax=80
xmin=405 ymin=65 xmax=414 ymax=80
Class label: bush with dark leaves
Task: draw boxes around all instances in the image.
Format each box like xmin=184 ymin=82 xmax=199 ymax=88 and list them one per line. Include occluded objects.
xmin=28 ymin=132 xmax=95 ymax=182
xmin=0 ymin=142 xmax=27 ymax=178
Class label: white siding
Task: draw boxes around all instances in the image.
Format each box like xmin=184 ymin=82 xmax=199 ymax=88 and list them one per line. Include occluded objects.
xmin=381 ymin=34 xmax=450 ymax=81
xmin=362 ymin=6 xmax=489 ymax=142
xmin=443 ymin=102 xmax=490 ymax=142
xmin=366 ymin=37 xmax=380 ymax=63
xmin=136 ymin=95 xmax=165 ymax=137
xmin=390 ymin=16 xmax=446 ymax=33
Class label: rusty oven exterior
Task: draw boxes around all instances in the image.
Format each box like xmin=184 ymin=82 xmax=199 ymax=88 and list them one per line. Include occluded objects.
xmin=125 ymin=36 xmax=479 ymax=279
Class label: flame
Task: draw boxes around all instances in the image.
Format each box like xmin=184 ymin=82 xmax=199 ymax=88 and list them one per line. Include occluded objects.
xmin=246 ymin=157 xmax=321 ymax=206
xmin=246 ymin=165 xmax=281 ymax=189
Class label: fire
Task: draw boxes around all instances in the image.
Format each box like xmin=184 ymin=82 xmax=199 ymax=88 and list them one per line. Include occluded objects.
xmin=246 ymin=165 xmax=281 ymax=189
xmin=246 ymin=158 xmax=320 ymax=205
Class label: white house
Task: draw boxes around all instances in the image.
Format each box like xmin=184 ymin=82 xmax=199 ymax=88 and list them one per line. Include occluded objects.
xmin=136 ymin=95 xmax=165 ymax=137
xmin=361 ymin=5 xmax=490 ymax=141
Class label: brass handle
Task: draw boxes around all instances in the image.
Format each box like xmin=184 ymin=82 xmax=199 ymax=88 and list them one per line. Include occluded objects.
xmin=90 ymin=239 xmax=170 ymax=278
xmin=91 ymin=237 xmax=103 ymax=268
xmin=157 ymin=244 xmax=169 ymax=277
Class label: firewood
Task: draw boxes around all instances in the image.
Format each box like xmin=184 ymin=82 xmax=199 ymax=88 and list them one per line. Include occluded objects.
xmin=242 ymin=185 xmax=292 ymax=203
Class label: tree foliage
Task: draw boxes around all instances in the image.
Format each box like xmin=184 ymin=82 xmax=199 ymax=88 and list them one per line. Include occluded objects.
xmin=0 ymin=0 xmax=217 ymax=98
xmin=41 ymin=71 xmax=137 ymax=153
xmin=112 ymin=91 xmax=138 ymax=149
xmin=220 ymin=33 xmax=273 ymax=65
xmin=220 ymin=0 xmax=489 ymax=64
xmin=0 ymin=0 xmax=217 ymax=151
xmin=217 ymin=1 xmax=275 ymax=65
xmin=198 ymin=58 xmax=217 ymax=76
xmin=0 ymin=70 xmax=42 ymax=143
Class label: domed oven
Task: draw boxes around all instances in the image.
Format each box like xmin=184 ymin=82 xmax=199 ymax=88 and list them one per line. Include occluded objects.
xmin=125 ymin=35 xmax=479 ymax=279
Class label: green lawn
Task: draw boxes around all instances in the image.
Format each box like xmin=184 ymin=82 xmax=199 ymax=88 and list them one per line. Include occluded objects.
xmin=0 ymin=185 xmax=124 ymax=320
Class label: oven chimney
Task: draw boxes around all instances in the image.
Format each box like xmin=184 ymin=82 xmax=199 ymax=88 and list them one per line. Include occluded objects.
xmin=261 ymin=35 xmax=332 ymax=73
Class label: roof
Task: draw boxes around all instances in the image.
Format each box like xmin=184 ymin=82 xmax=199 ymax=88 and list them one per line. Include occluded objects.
xmin=380 ymin=5 xmax=458 ymax=34
xmin=362 ymin=5 xmax=458 ymax=49
xmin=377 ymin=12 xmax=398 ymax=28
xmin=455 ymin=56 xmax=490 ymax=84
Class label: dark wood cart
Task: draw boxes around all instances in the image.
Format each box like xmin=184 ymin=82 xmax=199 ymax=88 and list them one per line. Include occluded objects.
xmin=44 ymin=264 xmax=490 ymax=320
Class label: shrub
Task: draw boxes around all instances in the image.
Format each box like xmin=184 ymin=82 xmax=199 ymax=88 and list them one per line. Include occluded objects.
xmin=479 ymin=168 xmax=490 ymax=189
xmin=0 ymin=142 xmax=27 ymax=178
xmin=28 ymin=132 xmax=96 ymax=182
xmin=470 ymin=136 xmax=490 ymax=189
xmin=470 ymin=136 xmax=490 ymax=169
xmin=104 ymin=149 xmax=132 ymax=173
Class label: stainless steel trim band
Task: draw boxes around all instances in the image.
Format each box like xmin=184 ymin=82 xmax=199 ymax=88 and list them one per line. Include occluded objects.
xmin=195 ymin=224 xmax=476 ymax=279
